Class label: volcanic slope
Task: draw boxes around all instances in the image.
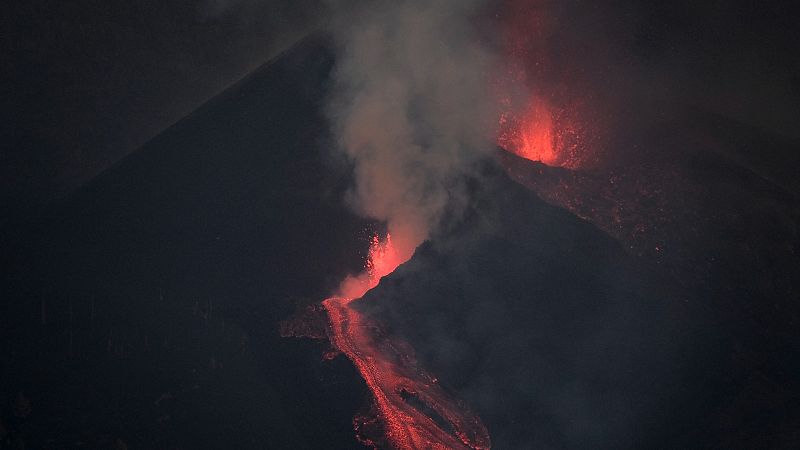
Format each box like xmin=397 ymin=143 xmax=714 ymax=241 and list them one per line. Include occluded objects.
xmin=495 ymin=111 xmax=800 ymax=448
xmin=357 ymin=123 xmax=800 ymax=448
xmin=356 ymin=160 xmax=692 ymax=449
xmin=0 ymin=35 xmax=371 ymax=449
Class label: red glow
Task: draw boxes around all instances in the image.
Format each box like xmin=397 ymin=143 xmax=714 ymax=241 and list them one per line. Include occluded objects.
xmin=493 ymin=0 xmax=593 ymax=169
xmin=323 ymin=234 xmax=491 ymax=449
xmin=367 ymin=235 xmax=401 ymax=286
xmin=496 ymin=95 xmax=589 ymax=169
xmin=337 ymin=233 xmax=405 ymax=300
xmin=498 ymin=97 xmax=558 ymax=165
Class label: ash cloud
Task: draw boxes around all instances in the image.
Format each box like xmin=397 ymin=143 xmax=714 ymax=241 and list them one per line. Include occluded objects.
xmin=325 ymin=0 xmax=499 ymax=257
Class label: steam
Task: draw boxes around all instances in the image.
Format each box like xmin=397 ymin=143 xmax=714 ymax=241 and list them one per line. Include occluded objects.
xmin=326 ymin=0 xmax=499 ymax=262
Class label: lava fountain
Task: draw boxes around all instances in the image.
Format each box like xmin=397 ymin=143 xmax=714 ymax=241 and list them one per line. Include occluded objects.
xmin=493 ymin=0 xmax=593 ymax=169
xmin=322 ymin=234 xmax=491 ymax=449
xmin=497 ymin=96 xmax=557 ymax=165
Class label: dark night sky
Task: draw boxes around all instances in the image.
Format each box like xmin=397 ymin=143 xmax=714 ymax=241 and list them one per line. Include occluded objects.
xmin=1 ymin=0 xmax=331 ymax=221
xmin=1 ymin=0 xmax=798 ymax=224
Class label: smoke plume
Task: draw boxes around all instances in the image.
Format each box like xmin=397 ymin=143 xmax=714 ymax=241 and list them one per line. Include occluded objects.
xmin=326 ymin=0 xmax=499 ymax=261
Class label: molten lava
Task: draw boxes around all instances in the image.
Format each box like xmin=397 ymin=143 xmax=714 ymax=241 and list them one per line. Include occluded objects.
xmin=322 ymin=234 xmax=491 ymax=449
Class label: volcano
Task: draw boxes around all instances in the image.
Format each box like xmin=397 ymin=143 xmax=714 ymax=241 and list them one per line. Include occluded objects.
xmin=2 ymin=28 xmax=799 ymax=450
xmin=0 ymin=35 xmax=372 ymax=449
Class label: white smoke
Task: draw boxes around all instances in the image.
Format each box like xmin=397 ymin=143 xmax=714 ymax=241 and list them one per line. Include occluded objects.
xmin=327 ymin=0 xmax=499 ymax=259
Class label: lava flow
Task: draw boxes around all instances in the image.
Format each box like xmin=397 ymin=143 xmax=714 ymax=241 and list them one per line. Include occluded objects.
xmin=322 ymin=234 xmax=491 ymax=450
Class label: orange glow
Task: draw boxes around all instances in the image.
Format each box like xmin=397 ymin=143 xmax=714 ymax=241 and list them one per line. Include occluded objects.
xmin=323 ymin=233 xmax=491 ymax=449
xmin=337 ymin=233 xmax=405 ymax=300
xmin=492 ymin=0 xmax=594 ymax=169
xmin=366 ymin=233 xmax=401 ymax=291
xmin=498 ymin=97 xmax=558 ymax=165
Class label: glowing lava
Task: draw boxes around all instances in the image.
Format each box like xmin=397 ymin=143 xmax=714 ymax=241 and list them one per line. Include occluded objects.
xmin=337 ymin=234 xmax=405 ymax=300
xmin=322 ymin=234 xmax=491 ymax=450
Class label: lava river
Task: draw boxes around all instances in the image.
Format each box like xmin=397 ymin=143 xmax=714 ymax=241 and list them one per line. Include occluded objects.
xmin=322 ymin=235 xmax=491 ymax=450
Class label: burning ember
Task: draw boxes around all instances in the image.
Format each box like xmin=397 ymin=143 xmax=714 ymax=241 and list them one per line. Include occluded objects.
xmin=322 ymin=234 xmax=491 ymax=449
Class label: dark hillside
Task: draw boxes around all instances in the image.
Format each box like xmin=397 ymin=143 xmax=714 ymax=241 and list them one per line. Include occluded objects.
xmin=0 ymin=35 xmax=370 ymax=449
